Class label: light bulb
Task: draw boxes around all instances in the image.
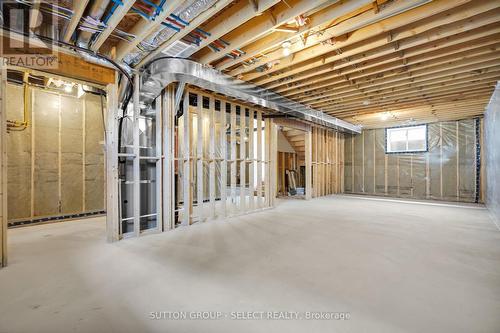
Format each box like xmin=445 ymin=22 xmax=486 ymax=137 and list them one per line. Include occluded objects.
xmin=282 ymin=41 xmax=292 ymax=56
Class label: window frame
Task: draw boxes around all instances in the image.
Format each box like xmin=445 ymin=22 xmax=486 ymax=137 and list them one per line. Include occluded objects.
xmin=385 ymin=124 xmax=429 ymax=154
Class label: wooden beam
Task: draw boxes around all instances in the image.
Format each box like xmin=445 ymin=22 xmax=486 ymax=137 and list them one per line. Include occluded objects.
xmin=209 ymin=96 xmax=216 ymax=219
xmin=133 ymin=74 xmax=141 ymax=237
xmin=197 ymin=0 xmax=341 ymax=65
xmin=256 ymin=109 xmax=263 ymax=208
xmin=232 ymin=0 xmax=460 ymax=79
xmin=115 ymin=0 xmax=185 ymax=61
xmin=328 ymin=89 xmax=494 ymax=119
xmin=293 ymin=41 xmax=500 ymax=102
xmin=90 ymin=0 xmax=136 ymax=52
xmin=321 ymin=80 xmax=498 ymax=114
xmin=29 ymin=1 xmax=41 ymax=31
xmin=51 ymin=52 xmax=116 ymax=85
xmin=182 ymin=0 xmax=281 ymax=58
xmin=277 ymin=29 xmax=500 ymax=96
xmin=305 ymin=129 xmax=312 ymax=199
xmin=248 ymin=108 xmax=255 ymax=210
xmin=230 ymin=103 xmax=237 ymax=213
xmin=182 ymin=91 xmax=192 ymax=226
xmin=155 ymin=94 xmax=163 ymax=232
xmin=310 ymin=59 xmax=500 ymax=108
xmin=342 ymin=101 xmax=489 ymax=124
xmin=63 ymin=0 xmax=90 ymax=43
xmin=216 ymin=0 xmax=375 ymax=70
xmin=220 ymin=102 xmax=228 ymax=217
xmin=239 ymin=105 xmax=247 ymax=213
xmin=269 ymin=120 xmax=278 ymax=206
xmin=0 ymin=61 xmax=7 ymax=266
xmin=196 ymin=94 xmax=204 ymax=221
xmin=0 ymin=32 xmax=116 ymax=85
xmin=105 ymin=75 xmax=120 ymax=242
xmin=314 ymin=71 xmax=500 ymax=111
xmin=255 ymin=2 xmax=500 ymax=86
xmin=341 ymin=97 xmax=490 ymax=120
xmin=162 ymin=84 xmax=176 ymax=230
xmin=264 ymin=118 xmax=271 ymax=205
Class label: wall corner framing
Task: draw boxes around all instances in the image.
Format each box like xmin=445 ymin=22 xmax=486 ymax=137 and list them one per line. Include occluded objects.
xmin=0 ymin=61 xmax=7 ymax=266
xmin=105 ymin=74 xmax=120 ymax=242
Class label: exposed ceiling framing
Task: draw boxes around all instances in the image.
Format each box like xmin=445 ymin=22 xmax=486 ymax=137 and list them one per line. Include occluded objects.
xmin=3 ymin=0 xmax=499 ymax=128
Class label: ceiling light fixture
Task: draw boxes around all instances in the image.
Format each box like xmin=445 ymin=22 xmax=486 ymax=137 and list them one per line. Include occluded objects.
xmin=282 ymin=41 xmax=292 ymax=56
xmin=64 ymin=83 xmax=73 ymax=93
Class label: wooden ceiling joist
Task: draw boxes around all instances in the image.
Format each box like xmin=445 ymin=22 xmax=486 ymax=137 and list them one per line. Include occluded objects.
xmin=270 ymin=27 xmax=500 ymax=97
xmin=62 ymin=0 xmax=90 ymax=43
xmin=301 ymin=53 xmax=500 ymax=105
xmin=314 ymin=72 xmax=500 ymax=111
xmin=323 ymin=85 xmax=495 ymax=113
xmin=90 ymin=0 xmax=136 ymax=52
xmin=214 ymin=0 xmax=379 ymax=71
xmin=322 ymin=86 xmax=495 ymax=115
xmin=344 ymin=100 xmax=489 ymax=120
xmin=195 ymin=0 xmax=340 ymax=65
xmin=282 ymin=35 xmax=500 ymax=99
xmin=114 ymin=0 xmax=185 ymax=61
xmin=29 ymin=1 xmax=40 ymax=30
xmin=256 ymin=3 xmax=500 ymax=88
xmin=337 ymin=93 xmax=493 ymax=117
xmin=180 ymin=0 xmax=282 ymax=58
xmin=338 ymin=106 xmax=489 ymax=126
xmin=233 ymin=0 xmax=474 ymax=80
xmin=312 ymin=72 xmax=500 ymax=112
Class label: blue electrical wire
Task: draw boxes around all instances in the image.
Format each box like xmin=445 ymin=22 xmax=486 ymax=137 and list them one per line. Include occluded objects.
xmin=170 ymin=13 xmax=189 ymax=26
xmin=161 ymin=22 xmax=181 ymax=32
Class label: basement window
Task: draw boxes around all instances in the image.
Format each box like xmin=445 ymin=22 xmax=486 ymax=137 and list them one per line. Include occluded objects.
xmin=385 ymin=125 xmax=428 ymax=153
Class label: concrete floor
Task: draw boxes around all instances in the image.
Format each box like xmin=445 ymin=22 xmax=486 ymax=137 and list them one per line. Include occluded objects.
xmin=1 ymin=195 xmax=500 ymax=333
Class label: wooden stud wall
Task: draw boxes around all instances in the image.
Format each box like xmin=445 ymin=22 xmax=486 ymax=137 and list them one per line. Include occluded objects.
xmin=5 ymin=83 xmax=106 ymax=226
xmin=0 ymin=63 xmax=7 ymax=266
xmin=277 ymin=152 xmax=297 ymax=196
xmin=174 ymin=87 xmax=274 ymax=226
xmin=344 ymin=119 xmax=481 ymax=203
xmin=105 ymin=77 xmax=120 ymax=242
xmin=162 ymin=85 xmax=176 ymax=231
xmin=310 ymin=127 xmax=345 ymax=198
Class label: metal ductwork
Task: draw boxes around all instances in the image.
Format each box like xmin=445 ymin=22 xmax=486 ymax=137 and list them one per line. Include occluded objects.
xmin=140 ymin=58 xmax=362 ymax=134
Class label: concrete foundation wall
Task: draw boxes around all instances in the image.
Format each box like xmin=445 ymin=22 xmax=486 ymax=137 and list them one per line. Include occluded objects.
xmin=6 ymin=83 xmax=105 ymax=224
xmin=344 ymin=119 xmax=481 ymax=203
xmin=485 ymin=82 xmax=500 ymax=225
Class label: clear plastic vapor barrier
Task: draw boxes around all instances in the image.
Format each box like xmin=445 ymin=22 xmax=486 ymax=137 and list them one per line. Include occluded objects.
xmin=344 ymin=119 xmax=482 ymax=203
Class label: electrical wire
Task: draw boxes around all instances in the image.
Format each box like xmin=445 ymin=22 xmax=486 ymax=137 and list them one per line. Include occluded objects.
xmin=81 ymin=86 xmax=107 ymax=134
xmin=1 ymin=26 xmax=133 ymax=84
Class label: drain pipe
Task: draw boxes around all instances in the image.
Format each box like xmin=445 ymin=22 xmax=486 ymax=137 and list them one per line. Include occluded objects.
xmin=77 ymin=0 xmax=111 ymax=48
